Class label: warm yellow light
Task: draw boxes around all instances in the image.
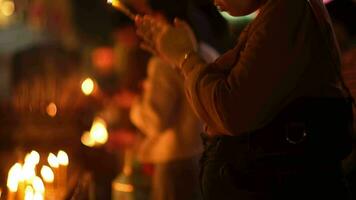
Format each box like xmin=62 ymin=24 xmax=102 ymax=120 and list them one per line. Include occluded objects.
xmin=32 ymin=176 xmax=45 ymax=193
xmin=107 ymin=0 xmax=120 ymax=7
xmin=46 ymin=102 xmax=57 ymax=117
xmin=1 ymin=0 xmax=15 ymax=17
xmin=33 ymin=192 xmax=44 ymax=200
xmin=81 ymin=78 xmax=95 ymax=96
xmin=24 ymin=186 xmax=34 ymax=200
xmin=22 ymin=163 xmax=36 ymax=182
xmin=24 ymin=152 xmax=39 ymax=167
xmin=47 ymin=153 xmax=59 ymax=168
xmin=81 ymin=131 xmax=96 ymax=147
xmin=40 ymin=166 xmax=54 ymax=183
xmin=112 ymin=182 xmax=134 ymax=193
xmin=24 ymin=151 xmax=40 ymax=166
xmin=90 ymin=117 xmax=109 ymax=145
xmin=57 ymin=150 xmax=69 ymax=166
xmin=7 ymin=163 xmax=22 ymax=192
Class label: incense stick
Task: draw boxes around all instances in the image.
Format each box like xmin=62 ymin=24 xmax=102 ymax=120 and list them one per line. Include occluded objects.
xmin=107 ymin=0 xmax=136 ymax=21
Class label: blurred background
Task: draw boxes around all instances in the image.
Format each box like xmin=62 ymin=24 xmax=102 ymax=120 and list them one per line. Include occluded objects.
xmin=0 ymin=0 xmax=355 ymax=199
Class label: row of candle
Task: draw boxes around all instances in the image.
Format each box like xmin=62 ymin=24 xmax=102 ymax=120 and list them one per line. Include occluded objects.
xmin=6 ymin=150 xmax=69 ymax=200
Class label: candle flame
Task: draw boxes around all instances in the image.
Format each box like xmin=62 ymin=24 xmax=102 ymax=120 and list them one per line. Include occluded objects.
xmin=81 ymin=131 xmax=96 ymax=147
xmin=47 ymin=153 xmax=59 ymax=168
xmin=57 ymin=150 xmax=69 ymax=166
xmin=32 ymin=176 xmax=45 ymax=193
xmin=25 ymin=151 xmax=40 ymax=166
xmin=81 ymin=78 xmax=95 ymax=96
xmin=1 ymin=0 xmax=15 ymax=17
xmin=22 ymin=163 xmax=36 ymax=182
xmin=46 ymin=102 xmax=57 ymax=117
xmin=33 ymin=192 xmax=44 ymax=200
xmin=7 ymin=163 xmax=22 ymax=192
xmin=90 ymin=117 xmax=109 ymax=145
xmin=24 ymin=186 xmax=34 ymax=200
xmin=40 ymin=166 xmax=54 ymax=183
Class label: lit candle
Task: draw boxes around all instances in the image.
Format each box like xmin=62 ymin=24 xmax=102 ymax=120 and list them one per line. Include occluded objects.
xmin=90 ymin=117 xmax=109 ymax=145
xmin=33 ymin=192 xmax=44 ymax=200
xmin=57 ymin=150 xmax=69 ymax=190
xmin=81 ymin=78 xmax=95 ymax=96
xmin=41 ymin=166 xmax=55 ymax=200
xmin=6 ymin=163 xmax=20 ymax=200
xmin=47 ymin=153 xmax=59 ymax=189
xmin=24 ymin=186 xmax=34 ymax=200
xmin=107 ymin=0 xmax=136 ymax=20
xmin=32 ymin=176 xmax=45 ymax=194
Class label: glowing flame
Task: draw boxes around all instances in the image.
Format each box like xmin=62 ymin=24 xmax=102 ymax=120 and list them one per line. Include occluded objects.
xmin=24 ymin=151 xmax=40 ymax=166
xmin=40 ymin=166 xmax=54 ymax=183
xmin=47 ymin=153 xmax=59 ymax=168
xmin=57 ymin=150 xmax=69 ymax=166
xmin=81 ymin=78 xmax=95 ymax=96
xmin=1 ymin=0 xmax=15 ymax=17
xmin=33 ymin=192 xmax=44 ymax=200
xmin=32 ymin=176 xmax=45 ymax=193
xmin=7 ymin=163 xmax=22 ymax=192
xmin=112 ymin=182 xmax=134 ymax=193
xmin=46 ymin=102 xmax=57 ymax=117
xmin=22 ymin=163 xmax=36 ymax=182
xmin=81 ymin=131 xmax=96 ymax=147
xmin=90 ymin=117 xmax=109 ymax=145
xmin=24 ymin=186 xmax=34 ymax=200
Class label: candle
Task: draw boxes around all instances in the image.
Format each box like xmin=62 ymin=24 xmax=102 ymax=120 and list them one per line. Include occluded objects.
xmin=57 ymin=150 xmax=69 ymax=190
xmin=33 ymin=192 xmax=44 ymax=200
xmin=32 ymin=176 xmax=45 ymax=194
xmin=47 ymin=153 xmax=59 ymax=189
xmin=107 ymin=0 xmax=136 ymax=20
xmin=90 ymin=117 xmax=109 ymax=145
xmin=24 ymin=186 xmax=34 ymax=200
xmin=6 ymin=164 xmax=19 ymax=200
xmin=41 ymin=166 xmax=55 ymax=200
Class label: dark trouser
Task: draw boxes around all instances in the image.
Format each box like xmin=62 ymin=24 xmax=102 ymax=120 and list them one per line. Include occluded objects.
xmin=152 ymin=156 xmax=202 ymax=200
xmin=199 ymin=136 xmax=351 ymax=200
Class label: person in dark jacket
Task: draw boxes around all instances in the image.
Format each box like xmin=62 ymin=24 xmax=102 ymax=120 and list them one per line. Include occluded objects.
xmin=135 ymin=0 xmax=354 ymax=199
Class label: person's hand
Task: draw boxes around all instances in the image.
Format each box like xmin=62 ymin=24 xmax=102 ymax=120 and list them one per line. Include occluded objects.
xmin=135 ymin=15 xmax=198 ymax=67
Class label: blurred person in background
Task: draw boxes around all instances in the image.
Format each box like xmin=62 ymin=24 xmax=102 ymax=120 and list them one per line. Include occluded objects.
xmin=129 ymin=0 xmax=230 ymax=199
xmin=136 ymin=0 xmax=354 ymax=199
xmin=326 ymin=0 xmax=356 ymax=198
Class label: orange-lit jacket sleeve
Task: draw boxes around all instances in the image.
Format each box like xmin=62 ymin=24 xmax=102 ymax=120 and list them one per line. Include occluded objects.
xmin=182 ymin=0 xmax=314 ymax=136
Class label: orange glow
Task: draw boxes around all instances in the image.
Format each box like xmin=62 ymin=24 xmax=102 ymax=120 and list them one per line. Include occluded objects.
xmin=40 ymin=166 xmax=54 ymax=183
xmin=46 ymin=102 xmax=57 ymax=117
xmin=90 ymin=117 xmax=109 ymax=145
xmin=112 ymin=182 xmax=134 ymax=193
xmin=81 ymin=78 xmax=95 ymax=96
xmin=81 ymin=131 xmax=96 ymax=147
xmin=1 ymin=0 xmax=15 ymax=17
xmin=91 ymin=47 xmax=114 ymax=71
